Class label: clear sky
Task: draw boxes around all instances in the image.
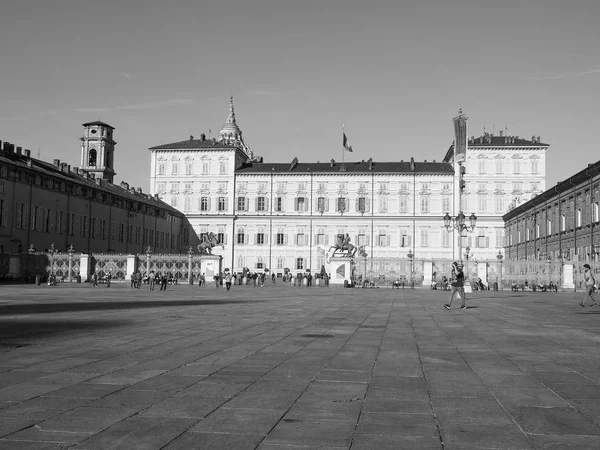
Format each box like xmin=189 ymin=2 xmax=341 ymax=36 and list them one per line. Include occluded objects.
xmin=1 ymin=0 xmax=598 ymax=192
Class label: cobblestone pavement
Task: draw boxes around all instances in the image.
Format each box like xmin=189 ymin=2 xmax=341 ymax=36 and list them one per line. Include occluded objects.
xmin=0 ymin=283 xmax=599 ymax=449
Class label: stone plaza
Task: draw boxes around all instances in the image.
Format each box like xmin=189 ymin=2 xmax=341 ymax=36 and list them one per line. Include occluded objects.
xmin=0 ymin=283 xmax=599 ymax=449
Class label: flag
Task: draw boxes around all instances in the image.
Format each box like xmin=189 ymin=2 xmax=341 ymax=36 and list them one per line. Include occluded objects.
xmin=343 ymin=132 xmax=353 ymax=152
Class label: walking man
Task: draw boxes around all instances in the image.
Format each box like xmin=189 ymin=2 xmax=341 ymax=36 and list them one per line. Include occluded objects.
xmin=160 ymin=272 xmax=168 ymax=291
xmin=225 ymin=271 xmax=232 ymax=291
xmin=149 ymin=270 xmax=156 ymax=291
xmin=444 ymin=261 xmax=466 ymax=310
xmin=580 ymin=264 xmax=597 ymax=307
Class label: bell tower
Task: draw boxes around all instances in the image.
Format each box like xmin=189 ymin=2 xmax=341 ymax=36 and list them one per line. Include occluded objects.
xmin=80 ymin=121 xmax=116 ymax=183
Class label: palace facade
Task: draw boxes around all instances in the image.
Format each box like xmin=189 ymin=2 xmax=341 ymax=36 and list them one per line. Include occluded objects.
xmin=0 ymin=121 xmax=194 ymax=256
xmin=504 ymin=159 xmax=600 ymax=262
xmin=149 ymin=99 xmax=549 ymax=275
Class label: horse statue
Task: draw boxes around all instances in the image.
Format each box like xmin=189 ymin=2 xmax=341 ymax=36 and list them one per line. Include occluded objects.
xmin=328 ymin=233 xmax=362 ymax=261
xmin=197 ymin=232 xmax=224 ymax=255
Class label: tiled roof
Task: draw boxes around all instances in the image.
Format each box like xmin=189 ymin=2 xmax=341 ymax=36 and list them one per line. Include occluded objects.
xmin=149 ymin=139 xmax=239 ymax=150
xmin=82 ymin=121 xmax=115 ymax=129
xmin=0 ymin=152 xmax=181 ymax=215
xmin=235 ymin=160 xmax=453 ymax=175
xmin=468 ymin=135 xmax=547 ymax=147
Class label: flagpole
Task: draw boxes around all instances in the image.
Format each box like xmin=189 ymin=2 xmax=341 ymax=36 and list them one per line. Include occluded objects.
xmin=342 ymin=125 xmax=345 ymax=170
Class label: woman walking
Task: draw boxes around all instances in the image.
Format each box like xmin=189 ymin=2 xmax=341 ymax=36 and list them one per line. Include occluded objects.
xmin=579 ymin=264 xmax=597 ymax=307
xmin=444 ymin=262 xmax=466 ymax=310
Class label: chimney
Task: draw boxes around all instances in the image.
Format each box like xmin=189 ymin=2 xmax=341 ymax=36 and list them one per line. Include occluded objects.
xmin=368 ymin=157 xmax=373 ymax=171
xmin=200 ymin=133 xmax=206 ymax=141
xmin=16 ymin=146 xmax=22 ymax=155
xmin=53 ymin=159 xmax=60 ymax=167
xmin=137 ymin=187 xmax=142 ymax=193
xmin=67 ymin=164 xmax=71 ymax=173
xmin=60 ymin=162 xmax=67 ymax=172
xmin=120 ymin=181 xmax=129 ymax=190
xmin=537 ymin=136 xmax=541 ymax=143
xmin=24 ymin=149 xmax=31 ymax=157
xmin=330 ymin=159 xmax=335 ymax=167
xmin=74 ymin=167 xmax=79 ymax=174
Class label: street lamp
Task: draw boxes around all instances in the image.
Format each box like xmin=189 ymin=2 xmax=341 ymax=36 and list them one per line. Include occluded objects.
xmin=67 ymin=245 xmax=75 ymax=282
xmin=444 ymin=211 xmax=477 ymax=291
xmin=496 ymin=250 xmax=504 ymax=290
xmin=407 ymin=250 xmax=414 ymax=288
xmin=48 ymin=243 xmax=57 ymax=279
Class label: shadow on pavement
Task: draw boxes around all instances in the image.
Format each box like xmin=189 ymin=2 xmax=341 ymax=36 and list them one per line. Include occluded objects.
xmin=0 ymin=318 xmax=131 ymax=340
xmin=0 ymin=299 xmax=260 ymax=316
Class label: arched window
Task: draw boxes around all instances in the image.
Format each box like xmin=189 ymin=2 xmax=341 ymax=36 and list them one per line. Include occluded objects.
xmin=88 ymin=149 xmax=97 ymax=166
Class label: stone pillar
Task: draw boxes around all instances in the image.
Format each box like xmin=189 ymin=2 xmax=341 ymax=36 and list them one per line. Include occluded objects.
xmin=423 ymin=261 xmax=433 ymax=288
xmin=126 ymin=254 xmax=137 ymax=280
xmin=80 ymin=254 xmax=90 ymax=280
xmin=562 ymin=263 xmax=575 ymax=291
xmin=188 ymin=252 xmax=193 ymax=285
xmin=329 ymin=257 xmax=352 ymax=285
xmin=68 ymin=254 xmax=73 ymax=282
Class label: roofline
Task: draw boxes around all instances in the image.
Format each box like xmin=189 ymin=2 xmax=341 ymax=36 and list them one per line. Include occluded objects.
xmin=82 ymin=121 xmax=115 ymax=129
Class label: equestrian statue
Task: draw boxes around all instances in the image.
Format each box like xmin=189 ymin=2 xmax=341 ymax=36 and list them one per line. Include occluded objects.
xmin=327 ymin=233 xmax=365 ymax=262
xmin=197 ymin=232 xmax=224 ymax=255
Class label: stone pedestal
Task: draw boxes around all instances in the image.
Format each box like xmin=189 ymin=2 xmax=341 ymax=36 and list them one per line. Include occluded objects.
xmin=329 ymin=257 xmax=352 ymax=285
xmin=423 ymin=261 xmax=433 ymax=288
xmin=199 ymin=255 xmax=222 ymax=280
xmin=562 ymin=263 xmax=575 ymax=291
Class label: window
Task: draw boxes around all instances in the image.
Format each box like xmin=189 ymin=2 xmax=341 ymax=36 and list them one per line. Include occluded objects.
xmin=185 ymin=161 xmax=193 ymax=175
xmin=577 ymin=209 xmax=582 ymax=227
xmin=119 ymin=223 xmax=125 ymax=243
xmin=171 ymin=195 xmax=178 ymax=208
xmin=442 ymin=197 xmax=450 ymax=213
xmin=594 ymin=203 xmax=599 ymax=222
xmin=56 ymin=210 xmax=63 ymax=234
xmin=357 ymin=232 xmax=368 ymax=246
xmin=337 ymin=197 xmax=348 ymax=213
xmin=496 ymin=229 xmax=503 ymax=247
xmin=0 ymin=199 xmax=6 ymax=227
xmin=100 ymin=220 xmax=106 ymax=240
xmin=184 ymin=182 xmax=193 ymax=191
xmin=237 ymin=197 xmax=247 ymax=211
xmin=296 ymin=233 xmax=306 ymax=246
xmin=171 ymin=162 xmax=179 ymax=175
xmin=237 ymin=229 xmax=245 ymax=244
xmin=400 ymin=183 xmax=409 ymax=191
xmin=400 ymin=233 xmax=411 ymax=248
xmin=219 ymin=161 xmax=227 ymax=174
xmin=91 ymin=217 xmax=97 ymax=239
xmin=256 ymin=233 xmax=265 ymax=245
xmin=477 ymin=195 xmax=487 ymax=213
xmin=442 ymin=229 xmax=450 ymax=247
xmin=295 ymin=197 xmax=307 ymax=211
xmin=536 ymin=223 xmax=540 ymax=239
xmin=513 ymin=160 xmax=521 ymax=174
xmin=561 ymin=215 xmax=566 ymax=232
xmin=513 ymin=182 xmax=522 ymax=192
xmin=547 ymin=219 xmax=552 ymax=235
xmin=127 ymin=224 xmax=133 ymax=243
xmin=420 ymin=196 xmax=429 ymax=213
xmin=202 ymin=162 xmax=209 ymax=174
xmin=378 ymin=196 xmax=388 ymax=213
xmin=442 ymin=183 xmax=451 ymax=191
xmin=275 ymin=197 xmax=284 ymax=212
xmin=477 ymin=230 xmax=488 ymax=248
xmin=256 ymin=196 xmax=267 ymax=211
xmin=218 ymin=197 xmax=227 ymax=211
xmin=478 ymin=183 xmax=486 ymax=191
xmin=276 ymin=232 xmax=286 ymax=245
xmin=420 ymin=228 xmax=429 ymax=247
xmin=317 ymin=197 xmax=327 ymax=213
xmin=0 ymin=179 xmax=5 ymax=193
xmin=111 ymin=220 xmax=116 ymax=241
xmin=357 ymin=197 xmax=367 ymax=213
xmin=200 ymin=197 xmax=209 ymax=211
xmin=531 ymin=160 xmax=539 ymax=174
xmin=201 ymin=182 xmax=210 ymax=191
xmin=296 ymin=258 xmax=304 ymax=270
xmin=277 ymin=257 xmax=284 ymax=270
xmin=184 ymin=196 xmax=192 ymax=211
xmin=69 ymin=213 xmax=76 ymax=236
xmin=256 ymin=257 xmax=264 ymax=269
xmin=399 ymin=196 xmax=408 ymax=213
xmin=31 ymin=206 xmax=38 ymax=231
xmin=531 ymin=182 xmax=539 ymax=191
xmin=171 ymin=182 xmax=179 ymax=192
xmin=495 ymin=160 xmax=503 ymax=174
xmin=316 ymin=229 xmax=327 ymax=245
xmin=157 ymin=182 xmax=166 ymax=192
xmin=495 ymin=182 xmax=503 ymax=191
xmin=377 ymin=233 xmax=389 ymax=247
xmin=478 ymin=160 xmax=486 ymax=174
xmin=158 ymin=162 xmax=166 ymax=175
xmin=495 ymin=196 xmax=504 ymax=213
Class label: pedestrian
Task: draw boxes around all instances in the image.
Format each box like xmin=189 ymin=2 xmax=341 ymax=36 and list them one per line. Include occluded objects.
xmin=580 ymin=264 xmax=597 ymax=307
xmin=160 ymin=272 xmax=168 ymax=291
xmin=215 ymin=273 xmax=220 ymax=288
xmin=225 ymin=271 xmax=232 ymax=290
xmin=272 ymin=273 xmax=276 ymax=284
xmin=130 ymin=272 xmax=135 ymax=288
xmin=92 ymin=272 xmax=98 ymax=287
xmin=149 ymin=270 xmax=156 ymax=291
xmin=444 ymin=261 xmax=466 ymax=310
xmin=106 ymin=273 xmax=111 ymax=288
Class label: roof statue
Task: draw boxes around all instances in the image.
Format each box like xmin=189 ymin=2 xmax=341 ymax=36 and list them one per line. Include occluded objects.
xmin=218 ymin=96 xmax=255 ymax=160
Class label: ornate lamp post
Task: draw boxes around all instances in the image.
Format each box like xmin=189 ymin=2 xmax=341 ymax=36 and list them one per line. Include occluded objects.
xmin=496 ymin=250 xmax=504 ymax=290
xmin=67 ymin=245 xmax=75 ymax=282
xmin=444 ymin=211 xmax=477 ymax=290
xmin=407 ymin=249 xmax=414 ymax=288
xmin=48 ymin=243 xmax=57 ymax=279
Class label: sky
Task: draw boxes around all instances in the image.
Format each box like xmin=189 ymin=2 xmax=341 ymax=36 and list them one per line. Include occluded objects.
xmin=1 ymin=0 xmax=599 ymax=193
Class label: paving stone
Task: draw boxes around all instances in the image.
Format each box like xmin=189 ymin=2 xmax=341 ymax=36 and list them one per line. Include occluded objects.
xmin=191 ymin=407 xmax=284 ymax=434
xmin=440 ymin=423 xmax=534 ymax=449
xmin=527 ymin=433 xmax=600 ymax=449
xmin=350 ymin=434 xmax=442 ymax=450
xmin=512 ymin=406 xmax=600 ymax=435
xmin=138 ymin=395 xmax=226 ymax=418
xmin=355 ymin=411 xmax=439 ymax=437
xmin=0 ymin=418 xmax=36 ymax=438
xmin=265 ymin=418 xmax=356 ymax=447
xmin=163 ymin=431 xmax=264 ymax=450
